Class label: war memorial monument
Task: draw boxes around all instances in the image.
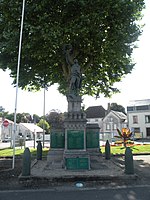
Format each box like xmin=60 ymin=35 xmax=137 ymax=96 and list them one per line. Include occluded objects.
xmin=47 ymin=45 xmax=100 ymax=170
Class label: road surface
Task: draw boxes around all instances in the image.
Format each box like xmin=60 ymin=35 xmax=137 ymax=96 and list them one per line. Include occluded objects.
xmin=0 ymin=185 xmax=150 ymax=200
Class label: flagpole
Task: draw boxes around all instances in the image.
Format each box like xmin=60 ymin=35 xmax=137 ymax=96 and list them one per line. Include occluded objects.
xmin=12 ymin=0 xmax=26 ymax=169
xmin=43 ymin=87 xmax=46 ymax=148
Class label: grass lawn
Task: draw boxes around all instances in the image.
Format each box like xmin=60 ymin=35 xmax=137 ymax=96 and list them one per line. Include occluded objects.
xmin=101 ymin=144 xmax=150 ymax=155
xmin=0 ymin=144 xmax=150 ymax=157
xmin=0 ymin=147 xmax=49 ymax=157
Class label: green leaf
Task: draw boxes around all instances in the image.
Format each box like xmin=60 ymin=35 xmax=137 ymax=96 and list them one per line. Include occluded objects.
xmin=117 ymin=128 xmax=123 ymax=137
xmin=0 ymin=0 xmax=145 ymax=96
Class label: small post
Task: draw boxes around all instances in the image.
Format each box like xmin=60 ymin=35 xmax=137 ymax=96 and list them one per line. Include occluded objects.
xmin=37 ymin=141 xmax=42 ymax=160
xmin=125 ymin=147 xmax=134 ymax=174
xmin=34 ymin=129 xmax=36 ymax=148
xmin=105 ymin=140 xmax=111 ymax=160
xmin=22 ymin=147 xmax=31 ymax=176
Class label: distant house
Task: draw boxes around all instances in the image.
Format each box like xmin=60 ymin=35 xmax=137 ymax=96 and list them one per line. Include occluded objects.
xmin=0 ymin=120 xmax=44 ymax=142
xmin=102 ymin=110 xmax=127 ymax=141
xmin=85 ymin=105 xmax=106 ymax=129
xmin=127 ymin=99 xmax=150 ymax=138
xmin=85 ymin=105 xmax=127 ymax=141
xmin=0 ymin=119 xmax=14 ymax=142
xmin=19 ymin=123 xmax=44 ymax=140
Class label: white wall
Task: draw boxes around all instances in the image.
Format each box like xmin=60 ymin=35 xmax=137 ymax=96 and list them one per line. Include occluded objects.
xmin=0 ymin=123 xmax=19 ymax=141
xmin=87 ymin=118 xmax=103 ymax=128
xmin=128 ymin=110 xmax=150 ymax=138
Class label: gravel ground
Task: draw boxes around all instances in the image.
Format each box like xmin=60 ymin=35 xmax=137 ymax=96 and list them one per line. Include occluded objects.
xmin=0 ymin=156 xmax=150 ymax=191
xmin=0 ymin=159 xmax=23 ymax=190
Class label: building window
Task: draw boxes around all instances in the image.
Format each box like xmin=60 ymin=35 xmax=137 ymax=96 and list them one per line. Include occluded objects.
xmin=145 ymin=115 xmax=150 ymax=123
xmin=133 ymin=127 xmax=140 ymax=133
xmin=127 ymin=106 xmax=134 ymax=111
xmin=113 ymin=124 xmax=117 ymax=130
xmin=133 ymin=127 xmax=141 ymax=139
xmin=136 ymin=105 xmax=149 ymax=111
xmin=133 ymin=115 xmax=138 ymax=124
xmin=146 ymin=128 xmax=150 ymax=137
xmin=106 ymin=124 xmax=110 ymax=130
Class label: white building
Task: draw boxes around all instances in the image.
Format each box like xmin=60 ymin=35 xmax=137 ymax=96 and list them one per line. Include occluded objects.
xmin=0 ymin=119 xmax=14 ymax=142
xmin=102 ymin=110 xmax=127 ymax=141
xmin=85 ymin=105 xmax=106 ymax=129
xmin=19 ymin=123 xmax=44 ymax=140
xmin=127 ymin=99 xmax=150 ymax=138
xmin=0 ymin=120 xmax=44 ymax=142
xmin=85 ymin=106 xmax=127 ymax=141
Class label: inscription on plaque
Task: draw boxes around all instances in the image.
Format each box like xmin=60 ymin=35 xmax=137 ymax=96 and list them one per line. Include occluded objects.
xmin=86 ymin=131 xmax=99 ymax=148
xmin=51 ymin=131 xmax=65 ymax=148
xmin=66 ymin=157 xmax=89 ymax=170
xmin=67 ymin=130 xmax=84 ymax=149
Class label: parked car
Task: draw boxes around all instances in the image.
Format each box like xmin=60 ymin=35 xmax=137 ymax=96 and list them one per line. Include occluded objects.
xmin=2 ymin=136 xmax=11 ymax=142
xmin=26 ymin=135 xmax=31 ymax=141
xmin=36 ymin=134 xmax=50 ymax=142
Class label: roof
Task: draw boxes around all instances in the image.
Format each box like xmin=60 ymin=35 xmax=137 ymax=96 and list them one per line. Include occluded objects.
xmin=19 ymin=123 xmax=44 ymax=133
xmin=103 ymin=110 xmax=127 ymax=123
xmin=128 ymin=99 xmax=150 ymax=106
xmin=85 ymin=106 xmax=106 ymax=118
xmin=111 ymin=110 xmax=127 ymax=120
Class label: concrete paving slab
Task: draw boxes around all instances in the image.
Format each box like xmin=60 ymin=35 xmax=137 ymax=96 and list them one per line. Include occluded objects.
xmin=19 ymin=156 xmax=138 ymax=188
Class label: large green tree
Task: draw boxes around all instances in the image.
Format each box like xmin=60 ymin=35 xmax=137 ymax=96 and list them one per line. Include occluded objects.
xmin=0 ymin=0 xmax=145 ymax=97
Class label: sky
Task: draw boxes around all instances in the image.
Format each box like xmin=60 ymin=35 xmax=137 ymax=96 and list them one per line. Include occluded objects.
xmin=0 ymin=0 xmax=150 ymax=116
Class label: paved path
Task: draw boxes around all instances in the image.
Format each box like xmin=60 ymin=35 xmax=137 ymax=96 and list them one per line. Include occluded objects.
xmin=133 ymin=155 xmax=150 ymax=183
xmin=134 ymin=155 xmax=150 ymax=164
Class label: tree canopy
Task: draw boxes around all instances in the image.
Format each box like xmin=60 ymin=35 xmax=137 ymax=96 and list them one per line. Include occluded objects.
xmin=110 ymin=103 xmax=126 ymax=114
xmin=46 ymin=110 xmax=64 ymax=129
xmin=37 ymin=119 xmax=50 ymax=133
xmin=0 ymin=106 xmax=5 ymax=113
xmin=0 ymin=0 xmax=145 ymax=97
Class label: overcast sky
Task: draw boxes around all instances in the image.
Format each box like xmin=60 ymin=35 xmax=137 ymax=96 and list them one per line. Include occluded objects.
xmin=0 ymin=0 xmax=149 ymax=116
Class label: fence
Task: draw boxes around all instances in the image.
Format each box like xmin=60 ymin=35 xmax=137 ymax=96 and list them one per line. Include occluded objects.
xmin=99 ymin=132 xmax=116 ymax=143
xmin=99 ymin=131 xmax=144 ymax=143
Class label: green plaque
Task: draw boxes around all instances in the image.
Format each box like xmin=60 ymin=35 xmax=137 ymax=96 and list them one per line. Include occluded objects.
xmin=66 ymin=158 xmax=77 ymax=169
xmin=66 ymin=157 xmax=89 ymax=170
xmin=86 ymin=131 xmax=99 ymax=148
xmin=67 ymin=130 xmax=84 ymax=149
xmin=51 ymin=131 xmax=65 ymax=148
xmin=78 ymin=158 xmax=89 ymax=169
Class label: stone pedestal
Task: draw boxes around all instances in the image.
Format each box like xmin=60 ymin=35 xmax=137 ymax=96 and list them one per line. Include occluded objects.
xmin=47 ymin=96 xmax=101 ymax=170
xmin=86 ymin=123 xmax=101 ymax=169
xmin=86 ymin=123 xmax=100 ymax=153
xmin=63 ymin=97 xmax=90 ymax=170
xmin=47 ymin=128 xmax=65 ymax=169
xmin=47 ymin=149 xmax=64 ymax=169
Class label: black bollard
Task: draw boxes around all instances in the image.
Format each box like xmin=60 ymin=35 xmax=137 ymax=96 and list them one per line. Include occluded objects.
xmin=37 ymin=141 xmax=42 ymax=160
xmin=22 ymin=147 xmax=31 ymax=176
xmin=125 ymin=147 xmax=134 ymax=174
xmin=105 ymin=140 xmax=111 ymax=160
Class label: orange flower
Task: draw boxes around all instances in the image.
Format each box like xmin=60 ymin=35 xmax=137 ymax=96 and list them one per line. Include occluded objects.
xmin=116 ymin=128 xmax=133 ymax=147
